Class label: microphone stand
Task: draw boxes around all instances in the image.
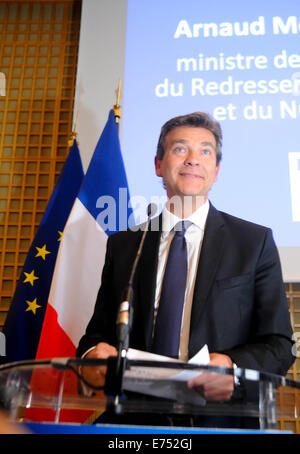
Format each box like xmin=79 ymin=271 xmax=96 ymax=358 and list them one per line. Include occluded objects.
xmin=104 ymin=204 xmax=157 ymax=413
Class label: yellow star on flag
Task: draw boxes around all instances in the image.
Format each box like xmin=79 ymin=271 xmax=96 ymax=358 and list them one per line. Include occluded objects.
xmin=58 ymin=231 xmax=63 ymax=242
xmin=35 ymin=244 xmax=51 ymax=260
xmin=23 ymin=270 xmax=39 ymax=286
xmin=25 ymin=298 xmax=41 ymax=315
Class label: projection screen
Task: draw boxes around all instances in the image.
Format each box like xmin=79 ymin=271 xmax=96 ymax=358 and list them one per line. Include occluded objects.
xmin=75 ymin=0 xmax=300 ymax=281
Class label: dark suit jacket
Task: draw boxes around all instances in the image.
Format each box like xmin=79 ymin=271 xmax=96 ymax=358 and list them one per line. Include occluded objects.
xmin=77 ymin=204 xmax=294 ymax=376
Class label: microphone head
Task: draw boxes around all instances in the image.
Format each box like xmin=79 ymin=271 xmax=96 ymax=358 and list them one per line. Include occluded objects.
xmin=147 ymin=203 xmax=157 ymax=218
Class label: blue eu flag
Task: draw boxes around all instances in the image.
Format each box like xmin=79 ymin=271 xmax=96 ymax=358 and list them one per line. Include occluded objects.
xmin=1 ymin=139 xmax=84 ymax=363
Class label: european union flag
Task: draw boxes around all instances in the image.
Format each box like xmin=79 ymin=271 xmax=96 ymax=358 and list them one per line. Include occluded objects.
xmin=36 ymin=110 xmax=134 ymax=359
xmin=1 ymin=140 xmax=84 ymax=363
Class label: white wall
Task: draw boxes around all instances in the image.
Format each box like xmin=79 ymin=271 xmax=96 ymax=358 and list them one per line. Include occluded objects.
xmin=74 ymin=0 xmax=127 ymax=171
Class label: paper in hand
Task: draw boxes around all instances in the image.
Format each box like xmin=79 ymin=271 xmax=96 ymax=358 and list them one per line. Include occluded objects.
xmin=123 ymin=345 xmax=210 ymax=405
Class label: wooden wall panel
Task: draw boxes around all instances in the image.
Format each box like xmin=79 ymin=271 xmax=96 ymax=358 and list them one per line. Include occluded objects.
xmin=0 ymin=0 xmax=81 ymax=326
xmin=277 ymin=283 xmax=300 ymax=433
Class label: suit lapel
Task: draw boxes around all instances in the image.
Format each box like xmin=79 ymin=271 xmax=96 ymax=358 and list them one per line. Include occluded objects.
xmin=189 ymin=204 xmax=226 ymax=342
xmin=134 ymin=215 xmax=162 ymax=349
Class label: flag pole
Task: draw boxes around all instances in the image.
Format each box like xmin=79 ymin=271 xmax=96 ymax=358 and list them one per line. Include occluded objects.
xmin=113 ymin=80 xmax=122 ymax=127
xmin=68 ymin=111 xmax=79 ymax=147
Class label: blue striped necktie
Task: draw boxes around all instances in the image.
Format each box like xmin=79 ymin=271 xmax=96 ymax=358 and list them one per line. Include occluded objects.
xmin=152 ymin=220 xmax=192 ymax=358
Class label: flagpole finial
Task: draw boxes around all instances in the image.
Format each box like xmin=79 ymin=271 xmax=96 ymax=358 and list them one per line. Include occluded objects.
xmin=113 ymin=80 xmax=122 ymax=124
xmin=68 ymin=111 xmax=79 ymax=146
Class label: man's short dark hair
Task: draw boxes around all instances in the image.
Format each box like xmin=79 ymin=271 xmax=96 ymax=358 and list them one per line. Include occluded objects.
xmin=156 ymin=112 xmax=222 ymax=165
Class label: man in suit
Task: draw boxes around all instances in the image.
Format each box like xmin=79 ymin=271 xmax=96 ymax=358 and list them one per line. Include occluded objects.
xmin=77 ymin=112 xmax=294 ymax=406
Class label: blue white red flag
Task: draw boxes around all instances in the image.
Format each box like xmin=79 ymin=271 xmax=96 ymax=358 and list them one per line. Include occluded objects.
xmin=36 ymin=110 xmax=133 ymax=360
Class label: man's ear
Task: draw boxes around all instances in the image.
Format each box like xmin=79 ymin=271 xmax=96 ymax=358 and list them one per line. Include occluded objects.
xmin=155 ymin=156 xmax=162 ymax=177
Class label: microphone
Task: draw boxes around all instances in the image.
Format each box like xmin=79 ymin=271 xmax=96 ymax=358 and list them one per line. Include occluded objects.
xmin=116 ymin=202 xmax=157 ymax=352
xmin=105 ymin=203 xmax=157 ymax=401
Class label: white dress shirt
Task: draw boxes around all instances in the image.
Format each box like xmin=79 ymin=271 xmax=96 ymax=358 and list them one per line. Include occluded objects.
xmin=154 ymin=200 xmax=210 ymax=361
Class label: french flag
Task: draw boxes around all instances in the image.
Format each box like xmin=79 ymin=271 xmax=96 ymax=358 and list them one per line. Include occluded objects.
xmin=36 ymin=110 xmax=133 ymax=361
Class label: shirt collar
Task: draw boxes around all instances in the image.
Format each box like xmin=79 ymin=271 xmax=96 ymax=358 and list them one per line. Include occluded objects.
xmin=161 ymin=199 xmax=210 ymax=235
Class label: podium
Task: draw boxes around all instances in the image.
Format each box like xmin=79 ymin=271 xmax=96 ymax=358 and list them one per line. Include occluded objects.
xmin=0 ymin=357 xmax=299 ymax=434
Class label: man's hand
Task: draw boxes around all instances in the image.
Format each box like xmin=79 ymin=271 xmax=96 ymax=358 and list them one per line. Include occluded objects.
xmin=81 ymin=342 xmax=117 ymax=391
xmin=187 ymin=353 xmax=234 ymax=401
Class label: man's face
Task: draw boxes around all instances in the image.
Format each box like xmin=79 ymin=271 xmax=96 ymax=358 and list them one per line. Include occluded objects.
xmin=155 ymin=126 xmax=220 ymax=201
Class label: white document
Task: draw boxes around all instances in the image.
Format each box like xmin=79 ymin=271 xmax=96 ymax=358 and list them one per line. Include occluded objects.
xmin=123 ymin=345 xmax=210 ymax=405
